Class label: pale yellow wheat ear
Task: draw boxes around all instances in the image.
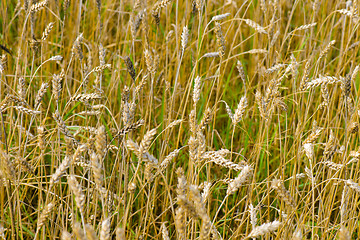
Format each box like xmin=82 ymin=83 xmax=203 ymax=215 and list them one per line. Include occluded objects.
xmin=161 ymin=222 xmax=170 ymax=240
xmin=271 ymin=178 xmax=296 ymax=208
xmin=248 ymin=203 xmax=257 ymax=230
xmin=100 ymin=218 xmax=111 ymax=240
xmin=214 ymin=22 xmax=226 ymax=57
xmin=85 ymin=224 xmax=97 ymax=240
xmin=246 ymin=221 xmax=281 ymax=239
xmin=36 ymin=202 xmax=55 ymax=231
xmin=90 ymin=152 xmax=104 ymax=189
xmin=338 ymin=226 xmax=351 ymax=240
xmin=189 ymin=185 xmax=212 ymax=239
xmin=181 ymin=26 xmax=189 ymax=54
xmin=0 ymin=224 xmax=5 ymax=239
xmin=72 ymin=33 xmax=84 ymax=61
xmin=192 ymin=76 xmax=201 ymax=105
xmin=30 ymin=0 xmax=48 ymax=13
xmin=50 ymin=156 xmax=71 ymax=186
xmin=116 ymin=227 xmax=126 ymax=240
xmin=34 ymin=82 xmax=49 ymax=109
xmin=17 ymin=77 xmax=25 ymax=100
xmin=243 ymin=19 xmax=268 ymax=34
xmin=53 ymin=110 xmax=77 ymax=142
xmin=95 ymin=125 xmax=107 ymax=159
xmin=73 ymin=222 xmax=86 ymax=240
xmin=138 ymin=128 xmax=157 ymax=162
xmin=226 ymin=165 xmax=252 ymax=195
xmin=67 ymin=175 xmax=85 ymax=212
xmin=42 ymin=22 xmax=54 ymax=41
xmin=0 ymin=150 xmax=16 ymax=181
xmin=61 ymin=231 xmax=72 ymax=240
xmin=232 ymin=96 xmax=247 ymax=125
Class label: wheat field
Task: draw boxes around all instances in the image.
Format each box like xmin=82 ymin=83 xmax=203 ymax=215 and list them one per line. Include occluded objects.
xmin=0 ymin=0 xmax=360 ymax=239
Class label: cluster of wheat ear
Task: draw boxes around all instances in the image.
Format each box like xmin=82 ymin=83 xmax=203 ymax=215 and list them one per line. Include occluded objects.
xmin=1 ymin=0 xmax=360 ymax=239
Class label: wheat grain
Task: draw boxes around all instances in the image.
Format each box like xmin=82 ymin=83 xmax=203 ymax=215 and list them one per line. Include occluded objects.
xmin=138 ymin=128 xmax=157 ymax=160
xmin=0 ymin=150 xmax=16 ymax=181
xmin=61 ymin=231 xmax=72 ymax=240
xmin=123 ymin=56 xmax=136 ymax=81
xmin=175 ymin=207 xmax=186 ymax=239
xmin=0 ymin=224 xmax=5 ymax=240
xmin=340 ymin=185 xmax=349 ymax=222
xmin=319 ymin=40 xmax=336 ymax=60
xmin=52 ymin=73 xmax=63 ymax=102
xmin=72 ymin=33 xmax=84 ymax=61
xmin=293 ymin=22 xmax=317 ymax=32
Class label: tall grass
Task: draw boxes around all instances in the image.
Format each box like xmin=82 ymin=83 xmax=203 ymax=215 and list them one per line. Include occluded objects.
xmin=0 ymin=0 xmax=360 ymax=239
